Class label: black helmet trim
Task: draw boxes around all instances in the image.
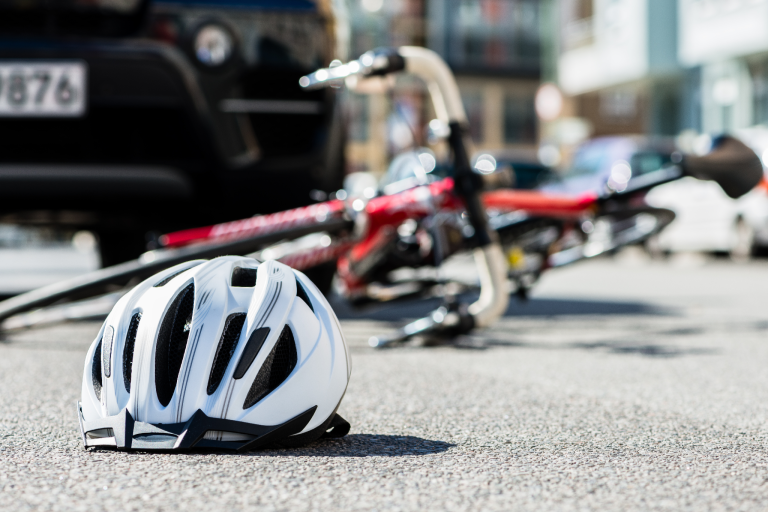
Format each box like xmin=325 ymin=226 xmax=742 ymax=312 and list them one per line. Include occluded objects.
xmin=77 ymin=401 xmax=339 ymax=451
xmin=233 ymin=326 xmax=271 ymax=380
xmin=277 ymin=405 xmax=350 ymax=447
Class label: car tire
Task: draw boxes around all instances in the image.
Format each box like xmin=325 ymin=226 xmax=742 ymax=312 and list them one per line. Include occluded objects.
xmin=95 ymin=228 xmax=148 ymax=268
xmin=302 ymin=261 xmax=337 ymax=296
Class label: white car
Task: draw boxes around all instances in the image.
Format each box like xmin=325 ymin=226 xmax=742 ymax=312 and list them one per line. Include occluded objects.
xmin=645 ymin=176 xmax=768 ymax=258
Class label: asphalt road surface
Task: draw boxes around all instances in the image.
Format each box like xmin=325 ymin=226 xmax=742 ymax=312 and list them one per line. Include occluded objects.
xmin=2 ymin=253 xmax=768 ymax=511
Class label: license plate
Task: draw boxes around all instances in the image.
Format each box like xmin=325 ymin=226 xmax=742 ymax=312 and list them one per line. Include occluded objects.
xmin=0 ymin=61 xmax=87 ymax=117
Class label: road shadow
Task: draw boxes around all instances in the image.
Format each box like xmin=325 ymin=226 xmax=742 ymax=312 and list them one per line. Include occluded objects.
xmin=331 ymin=296 xmax=443 ymax=322
xmin=331 ymin=295 xmax=668 ymax=322
xmin=505 ymin=298 xmax=668 ymax=317
xmin=252 ymin=434 xmax=454 ymax=457
xmin=484 ymin=338 xmax=718 ymax=358
xmin=93 ymin=434 xmax=454 ymax=458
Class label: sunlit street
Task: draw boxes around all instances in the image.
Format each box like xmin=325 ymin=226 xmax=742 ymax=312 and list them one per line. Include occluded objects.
xmin=3 ymin=255 xmax=768 ymax=510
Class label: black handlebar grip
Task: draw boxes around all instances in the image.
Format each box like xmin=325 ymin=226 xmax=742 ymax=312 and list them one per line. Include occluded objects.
xmin=683 ymin=135 xmax=763 ymax=199
xmin=362 ymin=48 xmax=406 ymax=77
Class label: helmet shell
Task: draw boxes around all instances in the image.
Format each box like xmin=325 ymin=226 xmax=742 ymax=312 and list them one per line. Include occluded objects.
xmin=79 ymin=256 xmax=351 ymax=450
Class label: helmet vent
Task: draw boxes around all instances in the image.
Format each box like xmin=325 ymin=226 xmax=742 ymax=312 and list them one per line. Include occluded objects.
xmin=295 ymin=278 xmax=314 ymax=313
xmin=92 ymin=338 xmax=103 ymax=401
xmin=207 ymin=313 xmax=247 ymax=395
xmin=86 ymin=428 xmax=115 ymax=440
xmin=154 ymin=268 xmax=191 ymax=288
xmin=231 ymin=267 xmax=257 ymax=287
xmin=155 ymin=283 xmax=195 ymax=407
xmin=123 ymin=313 xmax=142 ymax=393
xmin=101 ymin=326 xmax=114 ymax=378
xmin=243 ymin=325 xmax=297 ymax=409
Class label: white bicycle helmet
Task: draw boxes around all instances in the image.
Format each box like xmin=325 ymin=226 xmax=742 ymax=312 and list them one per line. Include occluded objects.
xmin=78 ymin=256 xmax=351 ymax=451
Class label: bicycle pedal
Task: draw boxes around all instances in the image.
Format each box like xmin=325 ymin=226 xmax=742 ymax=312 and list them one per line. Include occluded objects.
xmin=368 ymin=335 xmax=403 ymax=348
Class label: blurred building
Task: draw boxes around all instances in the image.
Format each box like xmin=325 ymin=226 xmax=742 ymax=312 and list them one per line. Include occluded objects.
xmin=429 ymin=0 xmax=540 ymax=150
xmin=678 ymin=0 xmax=768 ymax=137
xmin=346 ymin=0 xmax=542 ymax=175
xmin=555 ymin=0 xmax=681 ymax=139
xmin=552 ymin=0 xmax=768 ymax=150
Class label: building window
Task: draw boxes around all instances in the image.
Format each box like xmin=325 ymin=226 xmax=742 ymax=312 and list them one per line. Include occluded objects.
xmin=561 ymin=0 xmax=594 ymax=50
xmin=599 ymin=89 xmax=638 ymax=120
xmin=347 ymin=93 xmax=369 ymax=142
xmin=462 ymin=92 xmax=484 ymax=144
xmin=503 ymin=94 xmax=536 ymax=144
xmin=575 ymin=0 xmax=593 ymax=20
xmin=442 ymin=0 xmax=540 ymax=72
xmin=750 ymin=58 xmax=768 ymax=126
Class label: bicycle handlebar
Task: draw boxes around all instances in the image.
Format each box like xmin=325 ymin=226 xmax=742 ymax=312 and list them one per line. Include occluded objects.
xmin=301 ymin=47 xmax=467 ymax=126
xmin=299 ymin=48 xmax=405 ymax=89
xmin=301 ymin=47 xmax=508 ymax=330
xmin=302 ymin=47 xmax=490 ymax=243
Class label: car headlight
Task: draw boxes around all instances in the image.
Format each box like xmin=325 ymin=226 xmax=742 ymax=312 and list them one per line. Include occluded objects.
xmin=194 ymin=24 xmax=234 ymax=67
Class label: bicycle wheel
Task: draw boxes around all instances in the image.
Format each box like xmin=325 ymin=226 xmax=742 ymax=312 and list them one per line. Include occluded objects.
xmin=0 ymin=216 xmax=352 ymax=326
xmin=548 ymin=207 xmax=675 ymax=268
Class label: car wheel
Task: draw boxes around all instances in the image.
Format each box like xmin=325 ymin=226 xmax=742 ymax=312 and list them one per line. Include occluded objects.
xmin=95 ymin=228 xmax=148 ymax=268
xmin=302 ymin=261 xmax=337 ymax=296
xmin=731 ymin=218 xmax=755 ymax=262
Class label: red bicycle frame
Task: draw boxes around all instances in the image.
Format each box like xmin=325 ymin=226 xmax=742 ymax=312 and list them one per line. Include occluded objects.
xmin=159 ymin=177 xmax=598 ymax=293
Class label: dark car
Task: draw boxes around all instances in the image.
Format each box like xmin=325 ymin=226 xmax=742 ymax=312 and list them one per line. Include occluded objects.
xmin=473 ymin=149 xmax=556 ymax=190
xmin=0 ymin=0 xmax=349 ymax=265
xmin=540 ymin=136 xmax=676 ymax=196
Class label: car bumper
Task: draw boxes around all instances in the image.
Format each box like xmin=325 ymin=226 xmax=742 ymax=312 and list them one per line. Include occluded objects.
xmin=0 ymin=38 xmax=339 ymax=224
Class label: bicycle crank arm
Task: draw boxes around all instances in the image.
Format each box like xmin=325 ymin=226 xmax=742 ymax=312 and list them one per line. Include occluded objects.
xmin=547 ymin=208 xmax=674 ymax=268
xmin=368 ymin=303 xmax=474 ymax=348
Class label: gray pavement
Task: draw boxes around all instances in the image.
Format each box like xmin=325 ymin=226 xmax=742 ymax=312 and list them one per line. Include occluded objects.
xmin=3 ymin=254 xmax=768 ymax=511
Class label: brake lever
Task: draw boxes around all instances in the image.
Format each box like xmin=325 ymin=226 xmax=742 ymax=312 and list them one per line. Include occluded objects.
xmin=299 ymin=60 xmax=360 ymax=90
xmin=299 ymin=48 xmax=406 ymax=90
